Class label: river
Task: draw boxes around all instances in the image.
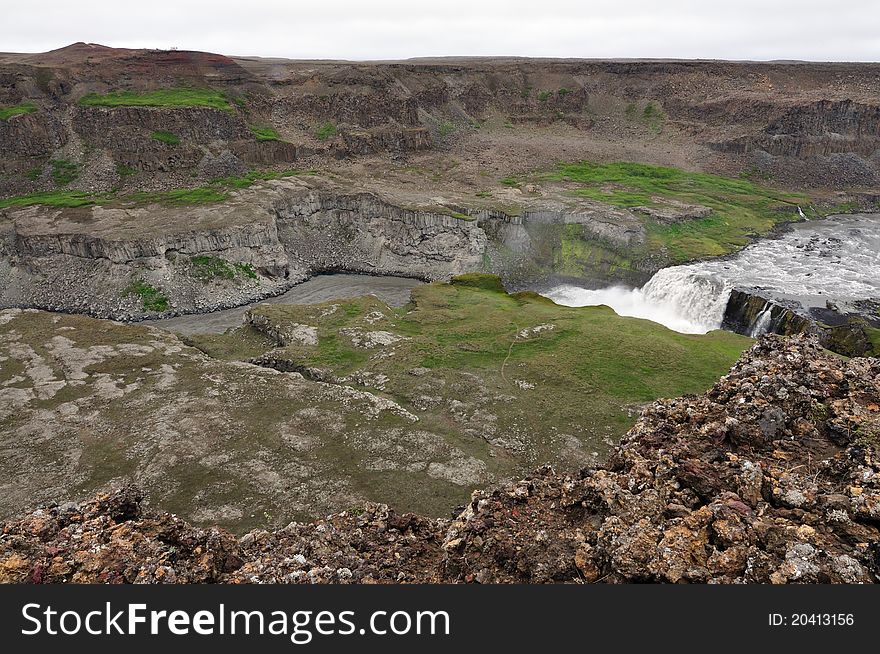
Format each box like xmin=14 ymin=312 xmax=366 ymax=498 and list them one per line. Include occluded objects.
xmin=543 ymin=213 xmax=880 ymax=335
xmin=146 ymin=273 xmax=423 ymax=335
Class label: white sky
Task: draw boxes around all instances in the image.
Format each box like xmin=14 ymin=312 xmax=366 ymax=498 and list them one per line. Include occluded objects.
xmin=2 ymin=0 xmax=879 ymax=61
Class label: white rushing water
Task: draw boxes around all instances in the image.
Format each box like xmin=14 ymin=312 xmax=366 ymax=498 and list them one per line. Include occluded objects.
xmin=544 ymin=213 xmax=880 ymax=335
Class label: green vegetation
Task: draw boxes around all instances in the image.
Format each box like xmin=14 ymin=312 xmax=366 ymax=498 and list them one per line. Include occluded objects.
xmin=548 ymin=161 xmax=809 ymax=262
xmin=868 ymin=327 xmax=880 ymax=355
xmin=557 ymin=87 xmax=572 ymax=96
xmin=641 ymin=102 xmax=665 ymax=133
xmin=151 ymin=130 xmax=181 ymax=145
xmin=0 ymin=191 xmax=101 ymax=209
xmin=128 ymin=187 xmax=229 ymax=206
xmin=625 ymin=101 xmax=666 ymax=133
xmin=124 ymin=280 xmax=169 ymax=312
xmin=438 ymin=120 xmax=455 ymax=138
xmin=315 ymin=122 xmax=338 ymax=140
xmin=537 ymin=90 xmax=553 ymax=102
xmin=451 ymin=272 xmax=507 ymax=293
xmin=0 ymin=101 xmax=37 ymax=120
xmin=0 ymin=168 xmax=305 ymax=209
xmin=190 ymin=255 xmax=258 ymax=281
xmin=79 ymin=88 xmax=231 ymax=111
xmin=49 ymin=159 xmax=78 ymax=186
xmin=26 ymin=167 xmax=42 ymax=181
xmin=191 ymin=275 xmax=750 ymax=466
xmin=250 ymin=125 xmax=281 ymax=141
xmin=125 ymin=169 xmax=304 ymax=206
xmin=499 ymin=176 xmax=520 ymax=187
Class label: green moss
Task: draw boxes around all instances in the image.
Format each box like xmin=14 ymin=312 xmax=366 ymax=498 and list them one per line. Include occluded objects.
xmin=451 ymin=273 xmax=507 ymax=293
xmin=128 ymin=187 xmax=229 ymax=206
xmin=0 ymin=191 xmax=100 ymax=209
xmin=124 ymin=280 xmax=169 ymax=312
xmin=79 ymin=88 xmax=231 ymax=111
xmin=250 ymin=125 xmax=281 ymax=141
xmin=556 ymin=224 xmax=634 ymax=276
xmin=49 ymin=159 xmax=78 ymax=186
xmin=116 ymin=164 xmax=138 ymax=177
xmin=25 ymin=167 xmax=42 ymax=181
xmin=0 ymin=168 xmax=304 ymax=209
xmin=641 ymin=102 xmax=665 ymax=133
xmin=190 ymin=255 xmax=259 ymax=281
xmin=191 ymin=255 xmax=236 ymax=280
xmin=866 ymin=327 xmax=880 ymax=356
xmin=438 ymin=120 xmax=455 ymax=138
xmin=235 ymin=262 xmax=258 ymax=279
xmin=197 ymin=280 xmax=749 ymax=467
xmin=151 ymin=130 xmax=181 ymax=145
xmin=315 ymin=122 xmax=338 ymax=140
xmin=548 ymin=161 xmax=808 ymax=262
xmin=0 ymin=101 xmax=37 ymax=120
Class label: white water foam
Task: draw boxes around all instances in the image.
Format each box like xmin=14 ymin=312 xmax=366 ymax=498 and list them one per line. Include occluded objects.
xmin=544 ymin=213 xmax=880 ymax=335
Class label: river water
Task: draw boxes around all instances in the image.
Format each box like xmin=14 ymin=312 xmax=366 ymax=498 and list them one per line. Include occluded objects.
xmin=544 ymin=213 xmax=880 ymax=335
xmin=147 ymin=274 xmax=423 ymax=335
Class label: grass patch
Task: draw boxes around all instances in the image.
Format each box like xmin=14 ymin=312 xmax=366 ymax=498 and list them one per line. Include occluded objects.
xmin=642 ymin=102 xmax=665 ymax=133
xmin=0 ymin=101 xmax=37 ymax=120
xmin=79 ymin=88 xmax=231 ymax=111
xmin=625 ymin=101 xmax=666 ymax=133
xmin=128 ymin=188 xmax=229 ymax=206
xmin=315 ymin=122 xmax=338 ymax=140
xmin=0 ymin=191 xmax=100 ymax=209
xmin=0 ymin=168 xmax=305 ymax=210
xmin=250 ymin=125 xmax=281 ymax=141
xmin=500 ymin=176 xmax=520 ymax=188
xmin=190 ymin=255 xmax=258 ymax=281
xmin=547 ymin=161 xmax=809 ymax=262
xmin=50 ymin=159 xmax=78 ymax=186
xmin=124 ymin=280 xmax=169 ymax=312
xmin=451 ymin=273 xmax=507 ymax=293
xmin=192 ymin=277 xmax=750 ymax=482
xmin=537 ymin=90 xmax=553 ymax=102
xmin=151 ymin=130 xmax=180 ymax=145
xmin=438 ymin=120 xmax=455 ymax=138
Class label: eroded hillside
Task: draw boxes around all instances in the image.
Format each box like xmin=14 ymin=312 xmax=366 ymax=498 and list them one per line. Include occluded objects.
xmin=0 ymin=277 xmax=748 ymax=530
xmin=2 ymin=334 xmax=877 ymax=583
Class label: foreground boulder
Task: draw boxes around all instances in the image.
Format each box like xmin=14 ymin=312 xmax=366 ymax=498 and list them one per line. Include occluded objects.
xmin=2 ymin=334 xmax=878 ymax=584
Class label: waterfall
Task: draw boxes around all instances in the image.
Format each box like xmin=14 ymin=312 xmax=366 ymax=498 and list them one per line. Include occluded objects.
xmin=640 ymin=266 xmax=732 ymax=333
xmin=545 ymin=264 xmax=731 ymax=335
xmin=748 ymin=304 xmax=774 ymax=338
xmin=542 ymin=213 xmax=879 ymax=336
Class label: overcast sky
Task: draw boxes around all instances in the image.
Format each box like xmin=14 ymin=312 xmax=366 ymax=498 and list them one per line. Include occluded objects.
xmin=3 ymin=0 xmax=878 ymax=61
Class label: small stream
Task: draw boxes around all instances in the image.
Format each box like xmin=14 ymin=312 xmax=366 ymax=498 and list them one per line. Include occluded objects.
xmin=146 ymin=274 xmax=423 ymax=335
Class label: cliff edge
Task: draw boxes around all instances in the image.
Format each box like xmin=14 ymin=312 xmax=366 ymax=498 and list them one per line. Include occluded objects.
xmin=1 ymin=334 xmax=878 ymax=584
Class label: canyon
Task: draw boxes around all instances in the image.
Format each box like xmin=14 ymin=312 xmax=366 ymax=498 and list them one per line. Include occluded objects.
xmin=0 ymin=44 xmax=879 ymax=583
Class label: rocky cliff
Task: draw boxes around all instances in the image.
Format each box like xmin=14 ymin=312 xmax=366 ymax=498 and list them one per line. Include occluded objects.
xmin=2 ymin=334 xmax=877 ymax=584
xmin=3 ymin=45 xmax=880 ymax=195
xmin=0 ymin=176 xmax=652 ymax=319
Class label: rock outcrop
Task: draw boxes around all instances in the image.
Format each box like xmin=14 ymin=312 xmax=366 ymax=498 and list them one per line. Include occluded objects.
xmin=3 ymin=334 xmax=878 ymax=584
xmin=0 ymin=177 xmax=653 ymax=319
